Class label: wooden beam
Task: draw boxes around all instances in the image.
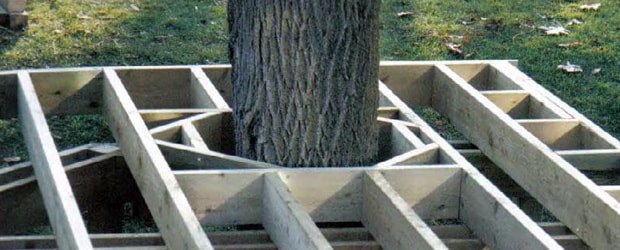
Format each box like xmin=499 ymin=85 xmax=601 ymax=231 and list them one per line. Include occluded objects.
xmin=601 ymin=186 xmax=620 ymax=202
xmin=517 ymin=119 xmax=582 ymax=150
xmin=181 ymin=123 xmax=209 ymax=151
xmin=191 ymin=67 xmax=231 ymax=110
xmin=380 ymin=79 xmax=562 ymax=249
xmin=17 ymin=71 xmax=93 ymax=249
xmin=101 ymin=68 xmax=212 ymax=250
xmin=28 ymin=70 xmax=103 ymax=115
xmin=157 ymin=140 xmax=275 ymax=169
xmin=432 ymin=63 xmax=620 ymax=249
xmin=374 ymin=144 xmax=439 ymax=167
xmin=480 ymin=90 xmax=531 ymax=118
xmin=362 ymin=171 xmax=447 ymax=250
xmin=557 ymin=149 xmax=620 ymax=170
xmin=262 ymin=172 xmax=332 ymax=250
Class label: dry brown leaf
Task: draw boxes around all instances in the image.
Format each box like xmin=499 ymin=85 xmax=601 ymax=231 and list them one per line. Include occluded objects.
xmin=130 ymin=4 xmax=140 ymax=11
xmin=444 ymin=42 xmax=463 ymax=55
xmin=558 ymin=42 xmax=582 ymax=48
xmin=397 ymin=11 xmax=414 ymax=18
xmin=76 ymin=12 xmax=91 ymax=19
xmin=592 ymin=68 xmax=601 ymax=74
xmin=557 ymin=61 xmax=583 ymax=73
xmin=580 ymin=3 xmax=601 ymax=11
xmin=539 ymin=26 xmax=570 ymax=35
xmin=3 ymin=156 xmax=21 ymax=163
xmin=566 ymin=19 xmax=583 ymax=26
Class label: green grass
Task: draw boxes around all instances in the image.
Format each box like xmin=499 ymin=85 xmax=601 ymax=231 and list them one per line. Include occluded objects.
xmin=0 ymin=0 xmax=619 ymax=159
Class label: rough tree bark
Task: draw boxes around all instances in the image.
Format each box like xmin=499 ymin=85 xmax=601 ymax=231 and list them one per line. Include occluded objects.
xmin=228 ymin=0 xmax=381 ymax=167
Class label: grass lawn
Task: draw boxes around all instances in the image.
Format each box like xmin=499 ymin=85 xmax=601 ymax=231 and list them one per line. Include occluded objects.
xmin=1 ymin=0 xmax=619 ymax=159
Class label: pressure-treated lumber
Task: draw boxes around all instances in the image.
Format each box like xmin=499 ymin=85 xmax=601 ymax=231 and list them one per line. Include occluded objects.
xmin=362 ymin=171 xmax=448 ymax=250
xmin=432 ymin=64 xmax=620 ymax=249
xmin=16 ymin=71 xmax=94 ymax=250
xmin=380 ymin=80 xmax=562 ymax=249
xmin=262 ymin=173 xmax=332 ymax=250
xmin=101 ymin=69 xmax=212 ymax=250
xmin=557 ymin=149 xmax=620 ymax=170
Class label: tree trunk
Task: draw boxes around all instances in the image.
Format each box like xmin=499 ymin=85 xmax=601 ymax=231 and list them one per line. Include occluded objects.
xmin=228 ymin=0 xmax=381 ymax=167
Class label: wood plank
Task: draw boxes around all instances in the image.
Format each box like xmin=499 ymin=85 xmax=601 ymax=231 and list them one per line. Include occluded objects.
xmin=157 ymin=140 xmax=275 ymax=169
xmin=517 ymin=119 xmax=582 ymax=150
xmin=191 ymin=67 xmax=231 ymax=110
xmin=432 ymin=63 xmax=620 ymax=249
xmin=262 ymin=172 xmax=332 ymax=250
xmin=379 ymin=166 xmax=461 ymax=220
xmin=17 ymin=71 xmax=93 ymax=250
xmin=491 ymin=61 xmax=620 ymax=148
xmin=362 ymin=171 xmax=447 ymax=250
xmin=601 ymin=185 xmax=620 ymax=202
xmin=480 ymin=90 xmax=530 ymax=118
xmin=379 ymin=80 xmax=562 ymax=249
xmin=29 ymin=70 xmax=103 ymax=115
xmin=101 ymin=68 xmax=212 ymax=250
xmin=375 ymin=144 xmax=440 ymax=167
xmin=557 ymin=149 xmax=620 ymax=170
xmin=181 ymin=123 xmax=209 ymax=151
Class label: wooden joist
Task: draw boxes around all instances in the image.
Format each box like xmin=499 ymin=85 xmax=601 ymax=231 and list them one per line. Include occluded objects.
xmin=16 ymin=71 xmax=93 ymax=249
xmin=101 ymin=69 xmax=212 ymax=249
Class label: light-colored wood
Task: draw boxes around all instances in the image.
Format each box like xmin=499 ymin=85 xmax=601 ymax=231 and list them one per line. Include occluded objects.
xmin=157 ymin=140 xmax=275 ymax=169
xmin=262 ymin=172 xmax=332 ymax=250
xmin=114 ymin=68 xmax=196 ymax=109
xmin=375 ymin=144 xmax=439 ymax=167
xmin=362 ymin=171 xmax=448 ymax=250
xmin=491 ymin=61 xmax=620 ymax=148
xmin=379 ymin=166 xmax=461 ymax=220
xmin=17 ymin=71 xmax=94 ymax=250
xmin=432 ymin=63 xmax=620 ymax=249
xmin=191 ymin=67 xmax=231 ymax=110
xmin=139 ymin=109 xmax=212 ymax=128
xmin=101 ymin=69 xmax=212 ymax=250
xmin=28 ymin=70 xmax=103 ymax=115
xmin=181 ymin=123 xmax=209 ymax=151
xmin=517 ymin=119 xmax=583 ymax=150
xmin=557 ymin=149 xmax=620 ymax=170
xmin=601 ymin=186 xmax=620 ymax=202
xmin=0 ymin=0 xmax=26 ymax=12
xmin=380 ymin=80 xmax=561 ymax=249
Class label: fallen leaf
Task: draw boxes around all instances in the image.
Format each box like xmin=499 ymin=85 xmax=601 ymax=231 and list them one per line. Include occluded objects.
xmin=539 ymin=26 xmax=569 ymax=35
xmin=397 ymin=11 xmax=414 ymax=18
xmin=558 ymin=42 xmax=582 ymax=48
xmin=76 ymin=11 xmax=91 ymax=19
xmin=592 ymin=68 xmax=601 ymax=74
xmin=557 ymin=61 xmax=583 ymax=73
xmin=444 ymin=42 xmax=463 ymax=55
xmin=566 ymin=19 xmax=583 ymax=26
xmin=3 ymin=156 xmax=21 ymax=163
xmin=580 ymin=3 xmax=601 ymax=11
xmin=130 ymin=4 xmax=140 ymax=11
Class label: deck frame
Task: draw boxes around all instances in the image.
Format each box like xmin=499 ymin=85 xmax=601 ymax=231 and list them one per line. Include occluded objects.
xmin=1 ymin=60 xmax=616 ymax=249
